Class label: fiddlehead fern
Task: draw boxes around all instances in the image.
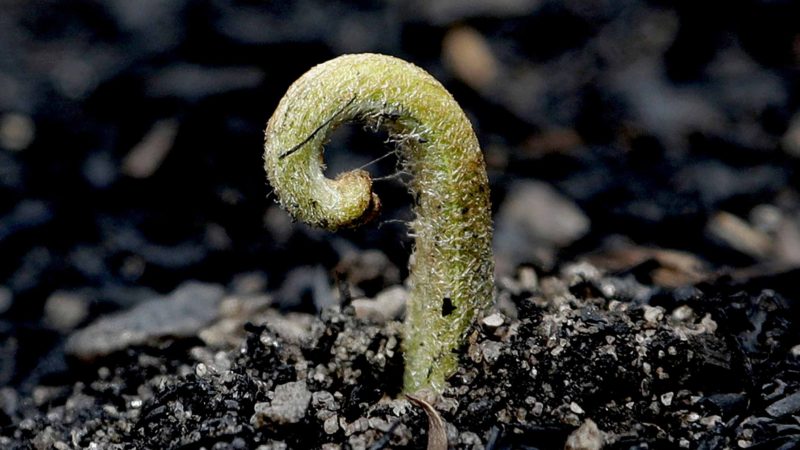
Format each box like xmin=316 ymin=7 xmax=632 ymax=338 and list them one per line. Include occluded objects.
xmin=264 ymin=54 xmax=494 ymax=393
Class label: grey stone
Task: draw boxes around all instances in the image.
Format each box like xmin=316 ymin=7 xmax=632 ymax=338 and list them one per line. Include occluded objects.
xmin=324 ymin=415 xmax=339 ymax=434
xmin=494 ymin=180 xmax=589 ymax=272
xmin=481 ymin=313 xmax=505 ymax=329
xmin=44 ymin=291 xmax=89 ymax=332
xmin=480 ymin=341 xmax=503 ymax=364
xmin=766 ymin=391 xmax=800 ymax=417
xmin=0 ymin=387 xmax=18 ymax=420
xmin=312 ymin=391 xmax=337 ymax=411
xmin=569 ymin=402 xmax=585 ymax=415
xmin=276 ymin=266 xmax=333 ymax=311
xmin=0 ymin=112 xmax=34 ymax=151
xmin=565 ymin=418 xmax=604 ymax=450
xmin=352 ymin=286 xmax=407 ymax=324
xmin=66 ymin=281 xmax=225 ymax=360
xmin=643 ymin=306 xmax=664 ymax=325
xmin=261 ymin=311 xmax=315 ymax=345
xmin=251 ymin=381 xmax=312 ymax=426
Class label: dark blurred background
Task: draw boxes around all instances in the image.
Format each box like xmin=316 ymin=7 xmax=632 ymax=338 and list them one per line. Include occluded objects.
xmin=0 ymin=0 xmax=799 ymax=388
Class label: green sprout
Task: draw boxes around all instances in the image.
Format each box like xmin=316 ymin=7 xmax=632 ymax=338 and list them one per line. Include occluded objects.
xmin=264 ymin=53 xmax=494 ymax=393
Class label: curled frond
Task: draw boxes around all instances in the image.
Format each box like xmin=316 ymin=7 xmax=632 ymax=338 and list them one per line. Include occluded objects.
xmin=264 ymin=54 xmax=494 ymax=392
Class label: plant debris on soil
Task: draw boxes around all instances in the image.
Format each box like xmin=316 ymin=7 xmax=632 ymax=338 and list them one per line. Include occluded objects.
xmin=1 ymin=0 xmax=800 ymax=448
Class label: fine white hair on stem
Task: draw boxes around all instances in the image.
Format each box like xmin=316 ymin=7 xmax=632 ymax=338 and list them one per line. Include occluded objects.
xmin=264 ymin=53 xmax=494 ymax=393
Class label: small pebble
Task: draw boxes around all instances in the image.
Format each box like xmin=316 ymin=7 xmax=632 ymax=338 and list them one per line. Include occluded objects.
xmin=19 ymin=418 xmax=35 ymax=431
xmin=0 ymin=113 xmax=35 ymax=151
xmin=480 ymin=341 xmax=503 ymax=364
xmin=481 ymin=313 xmax=504 ymax=329
xmin=643 ymin=305 xmax=664 ymax=324
xmin=661 ymin=392 xmax=674 ymax=406
xmin=121 ymin=119 xmax=179 ymax=179
xmin=518 ymin=266 xmax=538 ymax=291
xmin=569 ymin=402 xmax=585 ymax=415
xmin=352 ymin=286 xmax=406 ymax=324
xmin=562 ymin=261 xmax=601 ymax=282
xmin=565 ymin=418 xmax=603 ymax=450
xmin=791 ymin=345 xmax=800 ymax=357
xmin=0 ymin=388 xmax=18 ymax=418
xmin=44 ymin=291 xmax=88 ymax=331
xmin=324 ymin=415 xmax=339 ymax=434
xmin=700 ymin=314 xmax=718 ymax=334
xmin=251 ymin=381 xmax=312 ymax=426
xmin=671 ymin=305 xmax=694 ymax=321
xmin=442 ymin=25 xmax=497 ymax=90
xmin=494 ymin=180 xmax=590 ymax=273
xmin=749 ymin=204 xmax=782 ymax=233
xmin=700 ymin=415 xmax=722 ymax=427
xmin=766 ymin=391 xmax=800 ymax=417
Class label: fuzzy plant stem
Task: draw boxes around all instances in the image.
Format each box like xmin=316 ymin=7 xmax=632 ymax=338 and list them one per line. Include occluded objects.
xmin=264 ymin=54 xmax=494 ymax=393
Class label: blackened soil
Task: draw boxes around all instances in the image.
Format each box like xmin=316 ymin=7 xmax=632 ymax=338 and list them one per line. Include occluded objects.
xmin=3 ymin=263 xmax=800 ymax=449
